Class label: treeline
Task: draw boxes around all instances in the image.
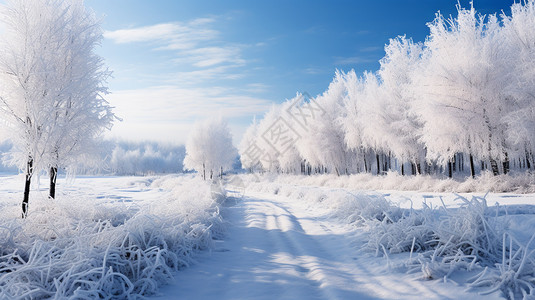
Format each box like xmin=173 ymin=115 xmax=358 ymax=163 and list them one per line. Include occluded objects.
xmin=239 ymin=2 xmax=535 ymax=178
xmin=0 ymin=140 xmax=186 ymax=176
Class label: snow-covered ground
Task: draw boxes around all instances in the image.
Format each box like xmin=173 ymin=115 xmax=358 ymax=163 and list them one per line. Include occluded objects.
xmin=0 ymin=174 xmax=225 ymax=299
xmin=1 ymin=174 xmax=534 ymax=299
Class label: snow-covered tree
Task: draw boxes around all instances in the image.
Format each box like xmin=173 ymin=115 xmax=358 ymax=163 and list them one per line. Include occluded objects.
xmin=296 ymin=74 xmax=355 ymax=175
xmin=183 ymin=118 xmax=237 ymax=179
xmin=252 ymin=104 xmax=285 ymax=173
xmin=0 ymin=0 xmax=115 ymax=216
xmin=412 ymin=4 xmax=508 ymax=176
xmin=501 ymin=1 xmax=535 ymax=170
xmin=40 ymin=0 xmax=115 ymax=198
xmin=377 ymin=36 xmax=425 ymax=174
xmin=338 ymin=70 xmax=369 ymax=173
xmin=239 ymin=117 xmax=261 ymax=172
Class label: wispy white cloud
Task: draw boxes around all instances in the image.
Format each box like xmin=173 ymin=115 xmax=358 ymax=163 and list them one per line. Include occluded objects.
xmin=334 ymin=55 xmax=376 ymax=65
xmin=176 ymin=46 xmax=246 ymax=67
xmin=104 ymin=18 xmax=246 ymax=69
xmin=104 ymin=19 xmax=217 ymax=47
xmin=360 ymin=46 xmax=382 ymax=53
xmin=304 ymin=67 xmax=323 ymax=75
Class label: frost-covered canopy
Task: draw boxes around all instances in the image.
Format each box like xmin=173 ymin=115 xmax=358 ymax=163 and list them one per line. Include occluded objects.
xmin=0 ymin=0 xmax=115 ymax=174
xmin=184 ymin=118 xmax=237 ymax=175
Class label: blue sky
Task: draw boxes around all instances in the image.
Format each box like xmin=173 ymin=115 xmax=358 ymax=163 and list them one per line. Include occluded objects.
xmin=88 ymin=0 xmax=515 ymax=145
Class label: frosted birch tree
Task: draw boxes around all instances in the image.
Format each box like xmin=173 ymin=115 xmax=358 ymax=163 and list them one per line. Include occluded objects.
xmin=0 ymin=0 xmax=115 ymax=216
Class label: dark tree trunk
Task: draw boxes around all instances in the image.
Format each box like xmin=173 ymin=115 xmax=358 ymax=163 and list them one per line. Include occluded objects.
xmin=502 ymin=152 xmax=510 ymax=175
xmin=490 ymin=158 xmax=499 ymax=176
xmin=469 ymin=153 xmax=475 ymax=179
xmin=49 ymin=166 xmax=57 ymax=199
xmin=416 ymin=162 xmax=421 ymax=175
xmin=526 ymin=150 xmax=532 ymax=170
xmin=448 ymin=161 xmax=453 ymax=178
xmin=22 ymin=158 xmax=33 ymax=218
xmin=376 ymin=153 xmax=380 ymax=175
xmin=401 ymin=163 xmax=405 ymax=176
xmin=363 ymin=156 xmax=368 ymax=173
xmin=203 ymin=163 xmax=206 ymax=180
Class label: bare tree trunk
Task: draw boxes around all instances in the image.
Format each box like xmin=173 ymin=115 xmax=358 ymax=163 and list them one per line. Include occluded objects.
xmin=203 ymin=163 xmax=206 ymax=180
xmin=526 ymin=149 xmax=532 ymax=170
xmin=376 ymin=153 xmax=380 ymax=176
xmin=49 ymin=166 xmax=57 ymax=199
xmin=469 ymin=153 xmax=475 ymax=179
xmin=22 ymin=157 xmax=33 ymax=218
xmin=502 ymin=152 xmax=510 ymax=175
xmin=448 ymin=161 xmax=453 ymax=178
xmin=401 ymin=162 xmax=404 ymax=176
xmin=490 ymin=158 xmax=499 ymax=176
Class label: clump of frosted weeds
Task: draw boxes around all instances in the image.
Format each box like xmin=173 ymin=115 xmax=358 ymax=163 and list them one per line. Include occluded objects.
xmin=0 ymin=175 xmax=226 ymax=299
xmin=365 ymin=194 xmax=535 ymax=298
xmin=469 ymin=233 xmax=535 ymax=299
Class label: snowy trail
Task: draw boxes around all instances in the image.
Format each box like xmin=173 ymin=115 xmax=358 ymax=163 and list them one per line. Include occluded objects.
xmin=155 ymin=188 xmax=496 ymax=300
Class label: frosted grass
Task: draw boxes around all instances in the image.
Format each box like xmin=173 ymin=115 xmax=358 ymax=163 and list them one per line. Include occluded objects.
xmin=0 ymin=176 xmax=226 ymax=299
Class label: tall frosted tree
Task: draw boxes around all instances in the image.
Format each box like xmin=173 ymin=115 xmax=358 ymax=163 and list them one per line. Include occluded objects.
xmin=501 ymin=1 xmax=535 ymax=169
xmin=296 ymin=73 xmax=355 ymax=175
xmin=183 ymin=118 xmax=237 ymax=179
xmin=413 ymin=5 xmax=508 ymax=176
xmin=377 ymin=37 xmax=425 ymax=174
xmin=0 ymin=0 xmax=115 ymax=217
xmin=239 ymin=117 xmax=260 ymax=172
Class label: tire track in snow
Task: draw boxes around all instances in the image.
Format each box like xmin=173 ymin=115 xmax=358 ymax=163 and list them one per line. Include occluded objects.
xmin=260 ymin=198 xmax=357 ymax=299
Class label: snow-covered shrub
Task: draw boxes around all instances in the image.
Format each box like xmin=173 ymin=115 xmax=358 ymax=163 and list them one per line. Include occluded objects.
xmin=0 ymin=175 xmax=226 ymax=299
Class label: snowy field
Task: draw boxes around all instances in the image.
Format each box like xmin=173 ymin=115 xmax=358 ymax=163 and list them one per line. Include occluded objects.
xmin=1 ymin=174 xmax=535 ymax=299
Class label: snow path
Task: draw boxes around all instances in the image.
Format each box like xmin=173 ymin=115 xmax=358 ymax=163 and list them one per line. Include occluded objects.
xmin=155 ymin=189 xmax=496 ymax=300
